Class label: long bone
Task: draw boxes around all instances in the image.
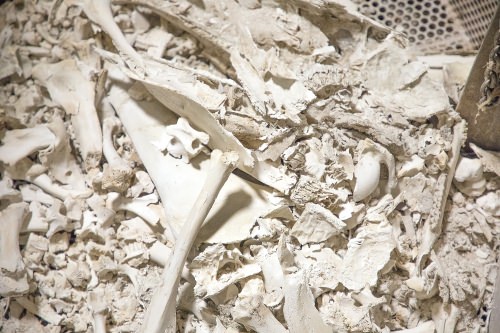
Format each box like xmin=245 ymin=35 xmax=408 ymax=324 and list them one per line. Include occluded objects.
xmin=414 ymin=120 xmax=466 ymax=274
xmin=140 ymin=149 xmax=239 ymax=333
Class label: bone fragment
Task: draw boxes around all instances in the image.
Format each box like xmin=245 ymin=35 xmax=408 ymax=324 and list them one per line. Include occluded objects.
xmin=0 ymin=203 xmax=29 ymax=297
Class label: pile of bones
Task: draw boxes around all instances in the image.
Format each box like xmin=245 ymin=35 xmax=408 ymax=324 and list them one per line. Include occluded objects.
xmin=0 ymin=0 xmax=499 ymax=332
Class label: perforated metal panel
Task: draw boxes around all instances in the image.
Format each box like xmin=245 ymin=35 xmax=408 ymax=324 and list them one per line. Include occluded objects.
xmin=353 ymin=0 xmax=498 ymax=54
xmin=450 ymin=0 xmax=498 ymax=48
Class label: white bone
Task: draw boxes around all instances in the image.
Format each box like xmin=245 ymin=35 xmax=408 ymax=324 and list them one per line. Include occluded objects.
xmin=140 ymin=149 xmax=238 ymax=333
xmin=0 ymin=202 xmax=29 ymax=297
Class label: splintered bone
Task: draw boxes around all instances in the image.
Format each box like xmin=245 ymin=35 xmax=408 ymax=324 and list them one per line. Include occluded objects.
xmin=231 ymin=277 xmax=287 ymax=333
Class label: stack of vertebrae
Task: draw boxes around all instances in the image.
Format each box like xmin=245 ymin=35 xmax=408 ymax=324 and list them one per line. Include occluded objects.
xmin=0 ymin=1 xmax=499 ymax=333
xmin=353 ymin=0 xmax=497 ymax=54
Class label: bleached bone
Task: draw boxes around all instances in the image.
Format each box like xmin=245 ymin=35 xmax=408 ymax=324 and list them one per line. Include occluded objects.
xmin=339 ymin=222 xmax=395 ymax=291
xmin=38 ymin=115 xmax=85 ymax=189
xmin=148 ymin=240 xmax=173 ymax=267
xmin=453 ymin=156 xmax=486 ymax=197
xmin=0 ymin=125 xmax=55 ymax=166
xmin=351 ymin=285 xmax=385 ymax=307
xmin=153 ymin=117 xmax=209 ymax=163
xmin=231 ymin=277 xmax=287 ymax=333
xmin=32 ymin=59 xmax=102 ymax=170
xmin=415 ymin=121 xmax=466 ymax=274
xmin=65 ymin=260 xmax=91 ymax=288
xmin=117 ymin=264 xmax=143 ymax=300
xmin=106 ymin=192 xmax=160 ymax=226
xmin=189 ymin=244 xmax=262 ymax=298
xmin=397 ymin=155 xmax=425 ymax=178
xmin=283 ymin=0 xmax=390 ymax=35
xmin=93 ymin=27 xmax=295 ymax=194
xmin=476 ymin=192 xmax=500 ymax=217
xmin=88 ymin=290 xmax=108 ymax=333
xmin=0 ymin=176 xmax=21 ymax=202
xmin=140 ymin=149 xmax=238 ymax=333
xmin=178 ymin=281 xmax=214 ymax=324
xmin=0 ymin=202 xmax=29 ymax=297
xmin=291 ymin=202 xmax=346 ymax=244
xmin=16 ymin=296 xmax=63 ymax=325
xmin=353 ymin=139 xmax=396 ymax=202
xmin=277 ymin=235 xmax=332 ymax=333
xmin=101 ymin=99 xmax=134 ymax=193
xmin=6 ymin=160 xmax=92 ymax=200
xmin=432 ymin=302 xmax=460 ymax=333
xmin=148 ymin=240 xmax=193 ymax=283
xmin=390 ymin=321 xmax=435 ymax=333
xmin=82 ymin=0 xmax=144 ymax=72
xmin=34 ymin=174 xmax=91 ymax=200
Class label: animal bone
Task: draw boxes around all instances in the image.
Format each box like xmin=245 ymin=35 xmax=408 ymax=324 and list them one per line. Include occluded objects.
xmin=0 ymin=125 xmax=55 ymax=166
xmin=82 ymin=0 xmax=144 ymax=72
xmin=278 ymin=235 xmax=332 ymax=333
xmin=32 ymin=59 xmax=102 ymax=170
xmin=415 ymin=120 xmax=466 ymax=274
xmin=106 ymin=192 xmax=160 ymax=226
xmin=88 ymin=290 xmax=108 ymax=333
xmin=0 ymin=202 xmax=29 ymax=297
xmin=353 ymin=139 xmax=396 ymax=201
xmin=153 ymin=117 xmax=209 ymax=163
xmin=291 ymin=202 xmax=346 ymax=244
xmin=231 ymin=277 xmax=287 ymax=333
xmin=16 ymin=296 xmax=63 ymax=325
xmin=101 ymin=100 xmax=134 ymax=193
xmin=453 ymin=156 xmax=486 ymax=197
xmin=90 ymin=14 xmax=295 ymax=194
xmin=140 ymin=149 xmax=238 ymax=333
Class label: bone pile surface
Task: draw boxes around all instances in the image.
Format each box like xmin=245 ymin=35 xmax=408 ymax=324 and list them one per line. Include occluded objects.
xmin=0 ymin=1 xmax=499 ymax=333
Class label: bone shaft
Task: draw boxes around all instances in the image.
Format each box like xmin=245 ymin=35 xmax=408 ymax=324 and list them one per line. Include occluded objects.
xmin=92 ymin=314 xmax=106 ymax=333
xmin=140 ymin=150 xmax=238 ymax=333
xmin=173 ymin=163 xmax=234 ymax=262
xmin=102 ymin=117 xmax=123 ymax=167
